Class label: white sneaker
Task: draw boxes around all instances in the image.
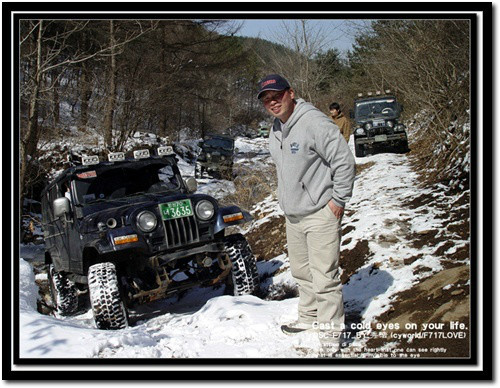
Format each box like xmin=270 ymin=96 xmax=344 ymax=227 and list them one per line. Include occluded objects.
xmin=280 ymin=321 xmax=315 ymax=335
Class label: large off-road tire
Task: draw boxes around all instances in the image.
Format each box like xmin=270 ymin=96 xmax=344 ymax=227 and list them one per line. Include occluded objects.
xmin=398 ymin=139 xmax=410 ymax=154
xmin=88 ymin=262 xmax=128 ymax=330
xmin=224 ymin=233 xmax=259 ymax=296
xmin=48 ymin=264 xmax=79 ymax=316
xmin=354 ymin=139 xmax=365 ymax=157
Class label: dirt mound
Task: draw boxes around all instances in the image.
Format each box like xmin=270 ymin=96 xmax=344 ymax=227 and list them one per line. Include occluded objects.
xmin=366 ymin=264 xmax=470 ymax=357
xmin=340 ymin=240 xmax=372 ymax=284
xmin=245 ymin=216 xmax=287 ymax=262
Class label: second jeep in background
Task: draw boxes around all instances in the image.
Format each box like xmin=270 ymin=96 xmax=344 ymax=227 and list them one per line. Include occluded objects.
xmin=351 ymin=91 xmax=409 ymax=157
xmin=195 ymin=134 xmax=236 ymax=179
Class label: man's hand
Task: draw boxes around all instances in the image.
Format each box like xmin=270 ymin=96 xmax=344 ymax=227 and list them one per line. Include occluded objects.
xmin=328 ymin=200 xmax=344 ymax=219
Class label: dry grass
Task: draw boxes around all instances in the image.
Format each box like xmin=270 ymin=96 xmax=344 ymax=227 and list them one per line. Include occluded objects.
xmin=221 ymin=166 xmax=277 ymax=211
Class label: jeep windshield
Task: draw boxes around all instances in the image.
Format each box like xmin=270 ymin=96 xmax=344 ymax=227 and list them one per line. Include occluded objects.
xmin=355 ymin=98 xmax=399 ymax=120
xmin=202 ymin=138 xmax=234 ymax=151
xmin=72 ymin=162 xmax=181 ymax=205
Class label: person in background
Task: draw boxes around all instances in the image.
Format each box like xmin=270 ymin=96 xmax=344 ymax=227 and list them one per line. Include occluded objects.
xmin=257 ymin=74 xmax=356 ymax=357
xmin=329 ymin=102 xmax=351 ymax=144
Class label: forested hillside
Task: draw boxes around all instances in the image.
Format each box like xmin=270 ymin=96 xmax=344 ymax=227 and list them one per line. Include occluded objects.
xmin=19 ymin=19 xmax=470 ymax=204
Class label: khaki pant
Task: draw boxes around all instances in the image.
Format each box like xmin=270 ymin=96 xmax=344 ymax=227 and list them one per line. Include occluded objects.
xmin=285 ymin=203 xmax=344 ymax=332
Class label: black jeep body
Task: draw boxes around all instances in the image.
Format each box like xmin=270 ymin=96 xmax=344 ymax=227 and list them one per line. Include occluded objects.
xmin=352 ymin=94 xmax=409 ymax=157
xmin=195 ymin=134 xmax=235 ymax=179
xmin=41 ymin=149 xmax=258 ymax=330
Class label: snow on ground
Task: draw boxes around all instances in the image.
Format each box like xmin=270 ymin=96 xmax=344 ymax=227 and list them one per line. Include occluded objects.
xmin=18 ymin=134 xmax=468 ymax=359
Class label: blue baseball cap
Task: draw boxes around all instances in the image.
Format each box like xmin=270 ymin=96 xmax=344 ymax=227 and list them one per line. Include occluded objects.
xmin=257 ymin=74 xmax=291 ymax=99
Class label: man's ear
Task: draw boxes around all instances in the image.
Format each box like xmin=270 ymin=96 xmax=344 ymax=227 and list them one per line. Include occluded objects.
xmin=289 ymin=88 xmax=296 ymax=100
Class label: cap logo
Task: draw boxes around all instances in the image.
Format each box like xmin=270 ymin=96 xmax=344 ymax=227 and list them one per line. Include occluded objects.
xmin=261 ymin=79 xmax=277 ymax=87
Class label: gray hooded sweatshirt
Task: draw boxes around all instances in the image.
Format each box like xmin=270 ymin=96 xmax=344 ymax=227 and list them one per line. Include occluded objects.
xmin=269 ymin=98 xmax=356 ymax=217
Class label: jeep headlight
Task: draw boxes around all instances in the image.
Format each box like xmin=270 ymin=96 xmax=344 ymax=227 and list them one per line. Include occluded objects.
xmin=221 ymin=155 xmax=226 ymax=161
xmin=195 ymin=200 xmax=214 ymax=220
xmin=137 ymin=211 xmax=158 ymax=232
xmin=207 ymin=153 xmax=212 ymax=161
xmin=355 ymin=127 xmax=365 ymax=136
xmin=364 ymin=123 xmax=373 ymax=131
xmin=387 ymin=120 xmax=394 ymax=128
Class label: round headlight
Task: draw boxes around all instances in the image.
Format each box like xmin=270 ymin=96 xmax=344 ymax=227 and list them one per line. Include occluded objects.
xmin=355 ymin=128 xmax=365 ymax=136
xmin=364 ymin=123 xmax=373 ymax=130
xmin=387 ymin=120 xmax=394 ymax=128
xmin=137 ymin=211 xmax=157 ymax=232
xmin=195 ymin=200 xmax=215 ymax=220
xmin=207 ymin=153 xmax=212 ymax=160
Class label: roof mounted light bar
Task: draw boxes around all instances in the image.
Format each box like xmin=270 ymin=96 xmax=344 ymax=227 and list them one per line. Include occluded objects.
xmin=134 ymin=149 xmax=150 ymax=159
xmin=82 ymin=155 xmax=99 ymax=166
xmin=157 ymin=146 xmax=174 ymax=156
xmin=108 ymin=152 xmax=125 ymax=162
xmin=357 ymin=90 xmax=393 ymax=99
xmin=80 ymin=146 xmax=174 ymax=165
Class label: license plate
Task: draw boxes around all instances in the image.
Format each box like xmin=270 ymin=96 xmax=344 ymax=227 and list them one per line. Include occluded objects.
xmin=159 ymin=199 xmax=193 ymax=220
xmin=374 ymin=134 xmax=388 ymax=142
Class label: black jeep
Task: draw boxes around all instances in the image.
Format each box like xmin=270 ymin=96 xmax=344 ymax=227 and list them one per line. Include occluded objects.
xmin=195 ymin=134 xmax=235 ymax=179
xmin=351 ymin=93 xmax=409 ymax=157
xmin=41 ymin=147 xmax=258 ymax=330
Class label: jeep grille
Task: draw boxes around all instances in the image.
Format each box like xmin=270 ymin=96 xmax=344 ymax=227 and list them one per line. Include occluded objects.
xmin=369 ymin=127 xmax=391 ymax=137
xmin=162 ymin=215 xmax=200 ymax=248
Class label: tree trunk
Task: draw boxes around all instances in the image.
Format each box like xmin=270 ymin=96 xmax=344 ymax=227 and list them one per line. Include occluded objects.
xmin=53 ymin=74 xmax=60 ymax=130
xmin=21 ymin=20 xmax=43 ymax=202
xmin=103 ymin=20 xmax=117 ymax=150
xmin=79 ymin=62 xmax=92 ymax=130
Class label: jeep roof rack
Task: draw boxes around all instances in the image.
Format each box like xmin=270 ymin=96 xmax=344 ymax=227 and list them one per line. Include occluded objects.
xmin=356 ymin=90 xmax=393 ymax=99
xmin=80 ymin=146 xmax=175 ymax=166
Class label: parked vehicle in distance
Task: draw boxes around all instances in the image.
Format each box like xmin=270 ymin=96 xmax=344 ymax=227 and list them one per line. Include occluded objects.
xmin=351 ymin=91 xmax=409 ymax=157
xmin=195 ymin=134 xmax=236 ymax=179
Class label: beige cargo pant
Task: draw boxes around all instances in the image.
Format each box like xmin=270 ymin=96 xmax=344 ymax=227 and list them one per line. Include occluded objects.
xmin=285 ymin=202 xmax=344 ymax=333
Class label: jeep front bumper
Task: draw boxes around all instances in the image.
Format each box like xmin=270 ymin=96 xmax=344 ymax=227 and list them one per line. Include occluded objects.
xmin=355 ymin=132 xmax=407 ymax=145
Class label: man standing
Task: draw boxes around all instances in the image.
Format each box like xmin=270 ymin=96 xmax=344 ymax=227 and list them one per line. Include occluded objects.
xmin=329 ymin=102 xmax=351 ymax=144
xmin=257 ymin=74 xmax=356 ymax=356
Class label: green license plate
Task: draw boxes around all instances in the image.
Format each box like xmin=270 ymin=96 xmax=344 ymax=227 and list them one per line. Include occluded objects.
xmin=374 ymin=134 xmax=388 ymax=142
xmin=159 ymin=199 xmax=193 ymax=220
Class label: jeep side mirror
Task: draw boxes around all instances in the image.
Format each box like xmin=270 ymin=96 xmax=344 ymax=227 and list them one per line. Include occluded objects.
xmin=184 ymin=177 xmax=198 ymax=193
xmin=400 ymin=104 xmax=404 ymax=112
xmin=349 ymin=110 xmax=354 ymax=119
xmin=53 ymin=197 xmax=72 ymax=221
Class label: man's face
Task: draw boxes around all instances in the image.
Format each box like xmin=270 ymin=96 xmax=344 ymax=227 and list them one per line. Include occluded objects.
xmin=261 ymin=88 xmax=296 ymax=123
xmin=330 ymin=108 xmax=339 ymax=118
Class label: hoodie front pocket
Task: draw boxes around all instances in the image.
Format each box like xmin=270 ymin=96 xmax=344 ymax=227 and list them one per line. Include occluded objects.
xmin=300 ymin=181 xmax=315 ymax=206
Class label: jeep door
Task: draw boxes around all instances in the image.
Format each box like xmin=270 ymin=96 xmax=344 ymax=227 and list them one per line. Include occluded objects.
xmin=44 ymin=183 xmax=71 ymax=272
xmin=63 ymin=180 xmax=86 ymax=273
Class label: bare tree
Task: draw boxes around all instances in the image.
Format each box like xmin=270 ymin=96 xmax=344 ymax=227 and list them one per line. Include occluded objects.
xmin=19 ymin=19 xmax=157 ymax=203
xmin=102 ymin=20 xmax=117 ymax=150
xmin=264 ymin=20 xmax=339 ymax=103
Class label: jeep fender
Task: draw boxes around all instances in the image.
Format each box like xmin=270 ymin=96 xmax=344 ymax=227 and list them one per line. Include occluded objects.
xmin=214 ymin=205 xmax=253 ymax=234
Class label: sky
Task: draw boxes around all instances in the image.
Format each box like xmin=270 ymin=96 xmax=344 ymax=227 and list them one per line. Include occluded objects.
xmin=235 ymin=19 xmax=360 ymax=54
